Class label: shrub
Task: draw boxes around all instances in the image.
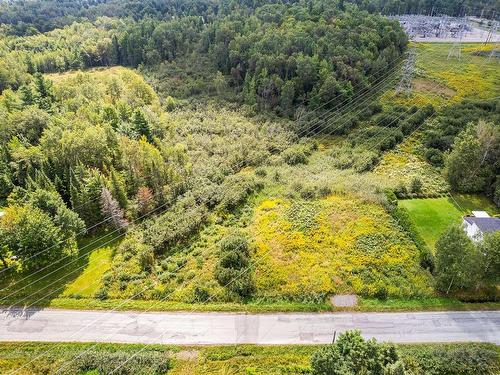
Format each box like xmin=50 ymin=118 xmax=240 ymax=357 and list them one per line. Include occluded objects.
xmin=67 ymin=350 xmax=171 ymax=375
xmin=214 ymin=233 xmax=255 ymax=299
xmin=425 ymin=148 xmax=444 ymax=167
xmin=218 ymin=174 xmax=263 ymax=212
xmin=311 ymin=330 xmax=399 ymax=375
xmin=410 ymin=177 xmax=423 ymax=193
xmin=94 ymin=288 xmax=109 ymax=300
xmin=374 ymin=283 xmax=388 ymax=301
xmin=400 ymin=344 xmax=499 ymax=375
xmin=255 ymin=168 xmax=267 ymax=177
xmin=393 ymin=182 xmax=408 ymax=198
xmin=144 ymin=197 xmax=207 ymax=253
xmin=374 ymin=112 xmax=401 ymax=128
xmin=389 ymin=207 xmax=434 ymax=272
xmin=282 ymin=145 xmax=309 ymax=165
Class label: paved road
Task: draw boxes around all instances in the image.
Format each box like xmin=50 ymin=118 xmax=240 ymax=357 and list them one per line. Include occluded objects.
xmin=1 ymin=308 xmax=499 ymax=345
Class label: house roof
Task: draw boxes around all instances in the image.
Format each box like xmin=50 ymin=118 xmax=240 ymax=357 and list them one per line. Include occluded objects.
xmin=472 ymin=211 xmax=490 ymax=218
xmin=464 ymin=217 xmax=500 ymax=233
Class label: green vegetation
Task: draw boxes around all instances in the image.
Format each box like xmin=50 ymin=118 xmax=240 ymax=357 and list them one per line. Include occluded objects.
xmin=407 ymin=43 xmax=500 ymax=107
xmin=62 ymin=244 xmax=113 ymax=298
xmin=311 ymin=330 xmax=402 ymax=375
xmin=0 ymin=0 xmax=499 ymax=315
xmin=0 ymin=1 xmax=408 ymax=117
xmin=0 ymin=339 xmax=498 ymax=375
xmin=399 ymin=197 xmax=463 ymax=249
xmin=399 ymin=195 xmax=500 ymax=249
xmin=0 ymin=230 xmax=121 ymax=306
xmin=435 ymin=225 xmax=479 ymax=293
xmin=444 ymin=121 xmax=499 ymax=205
xmin=0 ymin=1 xmax=494 ymax=35
xmin=435 ymin=225 xmax=499 ymax=299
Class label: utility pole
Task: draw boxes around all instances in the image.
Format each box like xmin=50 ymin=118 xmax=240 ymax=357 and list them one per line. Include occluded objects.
xmin=396 ymin=49 xmax=417 ymax=96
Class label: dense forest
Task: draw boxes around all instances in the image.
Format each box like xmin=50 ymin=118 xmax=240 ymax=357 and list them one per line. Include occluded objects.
xmin=0 ymin=1 xmax=408 ymax=116
xmin=1 ymin=0 xmax=498 ymax=36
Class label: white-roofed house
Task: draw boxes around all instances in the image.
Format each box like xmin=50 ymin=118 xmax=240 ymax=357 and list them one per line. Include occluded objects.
xmin=462 ymin=211 xmax=500 ymax=242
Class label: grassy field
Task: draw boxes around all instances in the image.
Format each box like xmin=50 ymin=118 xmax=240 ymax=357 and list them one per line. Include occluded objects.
xmin=0 ymin=231 xmax=120 ymax=306
xmin=399 ymin=195 xmax=499 ymax=249
xmin=399 ymin=197 xmax=463 ymax=249
xmin=375 ymin=43 xmax=500 ymax=195
xmin=251 ymin=193 xmax=433 ymax=300
xmin=384 ymin=42 xmax=500 ymax=108
xmin=0 ymin=342 xmax=498 ymax=375
xmin=61 ymin=245 xmax=113 ymax=298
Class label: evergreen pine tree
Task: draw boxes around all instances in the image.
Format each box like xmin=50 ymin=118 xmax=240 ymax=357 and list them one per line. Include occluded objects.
xmin=20 ymin=84 xmax=35 ymax=106
xmin=25 ymin=56 xmax=36 ymax=74
xmin=34 ymin=72 xmax=55 ymax=111
xmin=132 ymin=109 xmax=152 ymax=142
xmin=109 ymin=167 xmax=128 ymax=209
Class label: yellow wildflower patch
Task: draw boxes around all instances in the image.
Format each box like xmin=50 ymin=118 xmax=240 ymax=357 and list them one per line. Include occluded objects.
xmin=252 ymin=195 xmax=433 ymax=301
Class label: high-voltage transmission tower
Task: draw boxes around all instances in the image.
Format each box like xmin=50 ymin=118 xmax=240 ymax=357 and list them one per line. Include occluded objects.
xmin=447 ymin=31 xmax=463 ymax=60
xmin=488 ymin=47 xmax=498 ymax=62
xmin=485 ymin=21 xmax=498 ymax=44
xmin=396 ymin=49 xmax=417 ymax=96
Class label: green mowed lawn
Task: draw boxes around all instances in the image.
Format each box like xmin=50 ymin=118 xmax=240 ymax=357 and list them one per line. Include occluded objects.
xmin=399 ymin=194 xmax=499 ymax=249
xmin=0 ymin=231 xmax=119 ymax=306
xmin=62 ymin=245 xmax=114 ymax=298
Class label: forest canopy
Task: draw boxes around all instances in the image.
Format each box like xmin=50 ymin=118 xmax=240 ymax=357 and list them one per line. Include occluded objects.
xmin=0 ymin=1 xmax=408 ymax=117
xmin=0 ymin=0 xmax=497 ymax=35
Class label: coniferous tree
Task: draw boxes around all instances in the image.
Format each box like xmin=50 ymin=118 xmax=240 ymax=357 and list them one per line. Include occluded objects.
xmin=20 ymin=84 xmax=35 ymax=106
xmin=25 ymin=56 xmax=36 ymax=74
xmin=109 ymin=167 xmax=128 ymax=209
xmin=70 ymin=167 xmax=105 ymax=227
xmin=132 ymin=109 xmax=152 ymax=142
xmin=33 ymin=72 xmax=55 ymax=110
xmin=136 ymin=186 xmax=154 ymax=216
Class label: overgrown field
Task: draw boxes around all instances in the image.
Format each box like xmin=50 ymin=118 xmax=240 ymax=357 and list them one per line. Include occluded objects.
xmin=1 ymin=34 xmax=499 ymax=313
xmin=0 ymin=342 xmax=498 ymax=375
xmin=384 ymin=42 xmax=500 ymax=109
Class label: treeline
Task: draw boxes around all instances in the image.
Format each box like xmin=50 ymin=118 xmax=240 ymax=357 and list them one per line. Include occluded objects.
xmin=0 ymin=69 xmax=190 ymax=269
xmin=0 ymin=0 xmax=220 ymax=35
xmin=422 ymin=98 xmax=500 ymax=205
xmin=1 ymin=1 xmax=408 ymax=117
xmin=0 ymin=0 xmax=498 ymax=37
